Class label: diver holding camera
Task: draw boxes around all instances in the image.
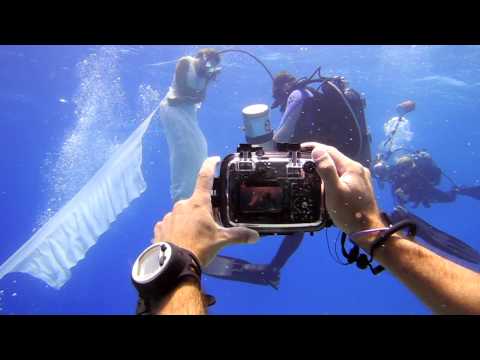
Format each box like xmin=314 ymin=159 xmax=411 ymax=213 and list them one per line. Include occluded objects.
xmin=132 ymin=143 xmax=480 ymax=315
xmin=130 ymin=50 xmax=480 ymax=314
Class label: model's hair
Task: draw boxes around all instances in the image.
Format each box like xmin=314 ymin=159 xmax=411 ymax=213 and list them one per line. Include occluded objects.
xmin=197 ymin=48 xmax=220 ymax=64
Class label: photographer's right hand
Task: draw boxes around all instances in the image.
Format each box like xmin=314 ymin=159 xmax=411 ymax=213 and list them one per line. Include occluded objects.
xmin=303 ymin=143 xmax=480 ymax=315
xmin=301 ymin=142 xmax=387 ymax=249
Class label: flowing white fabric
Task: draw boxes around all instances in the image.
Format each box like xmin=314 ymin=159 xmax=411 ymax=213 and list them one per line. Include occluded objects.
xmin=0 ymin=106 xmax=159 ymax=289
xmin=159 ymin=98 xmax=207 ymax=203
xmin=159 ymin=57 xmax=208 ymax=203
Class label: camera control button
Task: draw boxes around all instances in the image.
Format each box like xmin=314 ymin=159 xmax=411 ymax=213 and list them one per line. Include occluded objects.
xmin=303 ymin=161 xmax=316 ymax=174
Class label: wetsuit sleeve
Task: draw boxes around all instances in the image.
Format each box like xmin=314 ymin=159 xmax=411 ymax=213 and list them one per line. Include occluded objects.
xmin=273 ymin=90 xmax=305 ymax=143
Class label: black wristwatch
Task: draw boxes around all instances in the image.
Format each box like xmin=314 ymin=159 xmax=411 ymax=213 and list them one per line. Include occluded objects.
xmin=131 ymin=242 xmax=215 ymax=315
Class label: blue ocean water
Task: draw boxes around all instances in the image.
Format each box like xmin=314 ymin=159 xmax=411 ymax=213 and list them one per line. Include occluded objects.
xmin=0 ymin=45 xmax=479 ymax=314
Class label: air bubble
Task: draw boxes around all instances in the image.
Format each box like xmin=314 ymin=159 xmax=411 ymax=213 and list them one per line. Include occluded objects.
xmin=12 ymin=293 xmax=17 ymax=297
xmin=39 ymin=46 xmax=129 ymax=227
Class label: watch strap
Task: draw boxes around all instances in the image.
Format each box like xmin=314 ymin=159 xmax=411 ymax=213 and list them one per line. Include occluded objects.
xmin=134 ymin=243 xmax=216 ymax=315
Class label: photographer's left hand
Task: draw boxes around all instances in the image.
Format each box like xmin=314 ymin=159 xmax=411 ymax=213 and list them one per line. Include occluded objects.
xmin=153 ymin=156 xmax=260 ymax=267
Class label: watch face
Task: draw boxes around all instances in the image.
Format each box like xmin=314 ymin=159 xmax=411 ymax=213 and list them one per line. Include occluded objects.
xmin=132 ymin=243 xmax=172 ymax=284
xmin=138 ymin=247 xmax=161 ymax=278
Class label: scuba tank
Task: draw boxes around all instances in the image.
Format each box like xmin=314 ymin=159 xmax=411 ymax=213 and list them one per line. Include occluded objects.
xmin=285 ymin=72 xmax=371 ymax=167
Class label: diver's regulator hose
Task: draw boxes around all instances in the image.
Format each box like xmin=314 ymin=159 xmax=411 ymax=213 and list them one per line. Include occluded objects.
xmin=217 ymin=49 xmax=275 ymax=81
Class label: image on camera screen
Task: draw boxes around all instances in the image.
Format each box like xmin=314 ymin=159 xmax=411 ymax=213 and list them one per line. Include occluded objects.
xmin=239 ymin=182 xmax=283 ymax=214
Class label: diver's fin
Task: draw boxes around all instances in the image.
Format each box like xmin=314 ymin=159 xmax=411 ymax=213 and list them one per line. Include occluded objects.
xmin=204 ymin=255 xmax=280 ymax=289
xmin=456 ymin=186 xmax=480 ymax=200
xmin=389 ymin=206 xmax=480 ymax=269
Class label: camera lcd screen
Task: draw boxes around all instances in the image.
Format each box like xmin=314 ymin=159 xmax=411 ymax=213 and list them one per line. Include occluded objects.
xmin=238 ymin=182 xmax=283 ymax=214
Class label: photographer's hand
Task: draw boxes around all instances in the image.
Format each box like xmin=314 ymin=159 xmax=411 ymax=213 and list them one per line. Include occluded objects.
xmin=302 ymin=142 xmax=480 ymax=314
xmin=154 ymin=156 xmax=259 ymax=267
xmin=301 ymin=142 xmax=386 ymax=249
xmin=151 ymin=156 xmax=259 ymax=315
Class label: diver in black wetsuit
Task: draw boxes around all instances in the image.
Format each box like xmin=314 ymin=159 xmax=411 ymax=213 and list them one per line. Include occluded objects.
xmin=374 ymin=149 xmax=456 ymax=208
xmin=374 ymin=148 xmax=480 ymax=208
xmin=372 ymin=99 xmax=480 ymax=208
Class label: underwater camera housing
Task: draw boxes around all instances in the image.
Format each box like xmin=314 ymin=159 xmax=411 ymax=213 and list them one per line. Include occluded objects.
xmin=212 ymin=143 xmax=331 ymax=235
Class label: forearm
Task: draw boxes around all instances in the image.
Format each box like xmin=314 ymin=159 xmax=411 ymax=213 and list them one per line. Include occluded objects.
xmin=273 ymin=91 xmax=303 ymax=142
xmin=374 ymin=234 xmax=480 ymax=314
xmin=152 ymin=280 xmax=207 ymax=315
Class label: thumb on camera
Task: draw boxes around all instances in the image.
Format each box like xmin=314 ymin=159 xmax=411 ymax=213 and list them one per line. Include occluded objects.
xmin=312 ymin=148 xmax=340 ymax=189
xmin=218 ymin=226 xmax=260 ymax=245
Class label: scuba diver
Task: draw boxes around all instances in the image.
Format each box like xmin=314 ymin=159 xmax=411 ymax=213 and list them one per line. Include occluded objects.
xmin=270 ymin=70 xmax=372 ymax=165
xmin=374 ymin=149 xmax=457 ymax=207
xmin=374 ymin=148 xmax=480 ymax=208
xmin=204 ymin=65 xmax=373 ymax=288
xmin=373 ymin=101 xmax=480 ymax=208
xmin=159 ymin=48 xmax=222 ymax=203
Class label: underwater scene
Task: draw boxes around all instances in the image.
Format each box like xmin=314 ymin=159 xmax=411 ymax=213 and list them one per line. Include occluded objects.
xmin=1 ymin=45 xmax=480 ymax=314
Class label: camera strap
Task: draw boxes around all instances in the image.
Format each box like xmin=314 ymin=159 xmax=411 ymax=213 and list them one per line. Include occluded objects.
xmin=341 ymin=215 xmax=417 ymax=275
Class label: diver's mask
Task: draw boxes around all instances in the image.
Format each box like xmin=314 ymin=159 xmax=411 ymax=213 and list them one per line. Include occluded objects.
xmin=271 ymin=80 xmax=296 ymax=111
xmin=373 ymin=160 xmax=389 ymax=180
xmin=201 ymin=55 xmax=222 ymax=80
